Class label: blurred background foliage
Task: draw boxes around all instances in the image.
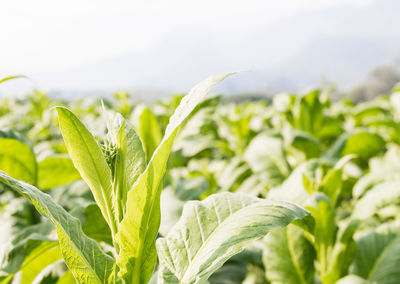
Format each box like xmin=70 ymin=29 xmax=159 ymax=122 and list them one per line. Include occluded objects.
xmin=2 ymin=79 xmax=400 ymax=282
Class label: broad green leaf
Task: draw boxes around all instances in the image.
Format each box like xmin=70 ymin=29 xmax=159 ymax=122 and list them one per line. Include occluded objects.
xmin=353 ymin=144 xmax=400 ymax=198
xmin=209 ymin=248 xmax=263 ymax=284
xmin=352 ymin=180 xmax=400 ymax=220
xmin=285 ymin=130 xmax=321 ymax=160
xmin=82 ymin=204 xmax=113 ymax=245
xmin=20 ymin=245 xmax=62 ymax=284
xmin=159 ymin=188 xmax=186 ymax=236
xmin=263 ymin=225 xmax=315 ymax=284
xmin=218 ymin=158 xmax=252 ymax=192
xmin=289 ymin=90 xmax=324 ymax=136
xmin=318 ymin=116 xmax=343 ymax=140
xmin=0 ymin=138 xmax=37 ymax=185
xmin=326 ymin=131 xmax=385 ymax=163
xmin=352 ymin=222 xmax=400 ymax=281
xmin=0 ymin=171 xmax=114 ymax=284
xmin=26 ymin=260 xmax=67 ymax=284
xmin=175 ymin=177 xmax=209 ymax=201
xmin=123 ymin=123 xmax=147 ymax=191
xmin=235 ymin=174 xmax=268 ymax=197
xmin=38 ymin=155 xmax=81 ymax=189
xmin=268 ymin=159 xmax=323 ymax=204
xmin=208 ymin=261 xmax=247 ymax=284
xmin=56 ymin=107 xmax=117 ymax=236
xmin=72 ymin=203 xmax=113 ymax=245
xmin=174 ymin=134 xmax=216 ymax=157
xmin=353 ymin=103 xmax=389 ymax=127
xmin=341 ymin=132 xmax=385 ymax=160
xmin=215 ymin=103 xmax=254 ymax=154
xmin=173 ymin=97 xmax=220 ymax=157
xmin=156 ymin=192 xmax=311 ymax=284
xmin=352 ymin=173 xmax=387 ymax=199
xmin=366 ymin=236 xmax=400 ymax=283
xmin=244 ymin=134 xmax=290 ymax=187
xmin=116 ymin=72 xmax=238 ymax=284
xmin=132 ymin=105 xmax=162 ymax=159
xmin=50 ymin=180 xmax=93 ymax=212
xmin=0 ymin=222 xmax=58 ymax=282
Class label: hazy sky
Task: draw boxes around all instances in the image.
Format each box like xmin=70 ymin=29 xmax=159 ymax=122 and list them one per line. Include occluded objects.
xmin=1 ymin=0 xmax=372 ymax=75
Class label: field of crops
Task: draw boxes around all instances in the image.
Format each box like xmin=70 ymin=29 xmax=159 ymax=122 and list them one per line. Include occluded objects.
xmin=1 ymin=72 xmax=400 ymax=284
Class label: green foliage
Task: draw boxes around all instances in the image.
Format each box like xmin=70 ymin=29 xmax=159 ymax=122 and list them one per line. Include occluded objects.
xmin=0 ymin=72 xmax=312 ymax=284
xmin=131 ymin=105 xmax=162 ymax=158
xmin=0 ymin=171 xmax=114 ymax=283
xmin=1 ymin=73 xmax=400 ymax=283
xmin=156 ymin=192 xmax=311 ymax=283
xmin=263 ymin=225 xmax=315 ymax=284
xmin=326 ymin=131 xmax=385 ymax=164
xmin=0 ymin=222 xmax=59 ymax=283
xmin=37 ymin=155 xmax=81 ymax=189
xmin=0 ymin=138 xmax=37 ymax=185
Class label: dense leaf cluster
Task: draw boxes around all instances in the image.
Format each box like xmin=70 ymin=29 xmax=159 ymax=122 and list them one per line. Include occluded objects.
xmin=1 ymin=74 xmax=400 ymax=283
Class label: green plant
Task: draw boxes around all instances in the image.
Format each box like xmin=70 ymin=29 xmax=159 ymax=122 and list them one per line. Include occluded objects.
xmin=0 ymin=73 xmax=311 ymax=284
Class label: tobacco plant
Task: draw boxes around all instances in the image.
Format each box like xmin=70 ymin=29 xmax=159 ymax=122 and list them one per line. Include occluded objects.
xmin=0 ymin=73 xmax=311 ymax=283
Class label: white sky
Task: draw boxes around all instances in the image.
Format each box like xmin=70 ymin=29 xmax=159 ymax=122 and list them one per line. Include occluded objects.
xmin=1 ymin=0 xmax=372 ymax=76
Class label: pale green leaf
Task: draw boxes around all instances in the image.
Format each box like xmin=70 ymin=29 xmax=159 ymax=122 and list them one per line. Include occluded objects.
xmin=295 ymin=90 xmax=324 ymax=135
xmin=20 ymin=245 xmax=62 ymax=284
xmin=209 ymin=247 xmax=263 ymax=284
xmin=56 ymin=107 xmax=117 ymax=236
xmin=132 ymin=105 xmax=162 ymax=159
xmin=321 ymin=168 xmax=342 ymax=207
xmin=0 ymin=138 xmax=37 ymax=185
xmin=122 ymin=121 xmax=147 ymax=194
xmin=306 ymin=197 xmax=336 ymax=282
xmin=263 ymin=225 xmax=315 ymax=284
xmin=352 ymin=222 xmax=400 ymax=282
xmin=217 ymin=158 xmax=251 ymax=192
xmin=367 ymin=236 xmax=400 ymax=283
xmin=156 ymin=192 xmax=311 ymax=284
xmin=285 ymin=130 xmax=321 ymax=160
xmin=268 ymin=160 xmax=322 ymax=205
xmin=244 ymin=134 xmax=290 ymax=187
xmin=326 ymin=131 xmax=385 ymax=162
xmin=352 ymin=180 xmax=400 ymax=220
xmin=159 ymin=188 xmax=185 ymax=236
xmin=38 ymin=155 xmax=81 ymax=189
xmin=0 ymin=222 xmax=58 ymax=282
xmin=0 ymin=171 xmax=114 ymax=284
xmin=321 ymin=220 xmax=359 ymax=284
xmin=76 ymin=204 xmax=113 ymax=246
xmin=116 ymin=72 xmax=238 ymax=284
xmin=114 ymin=119 xmax=146 ymax=221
